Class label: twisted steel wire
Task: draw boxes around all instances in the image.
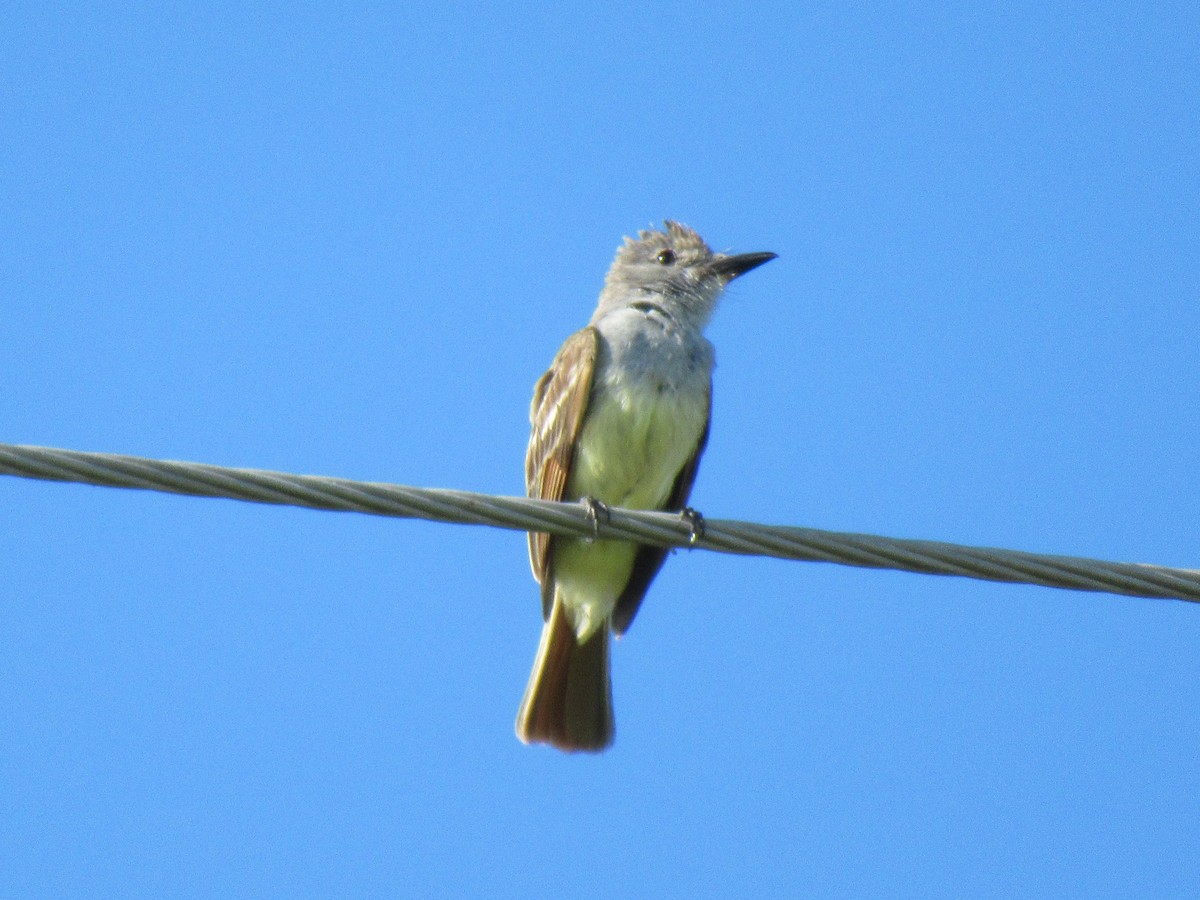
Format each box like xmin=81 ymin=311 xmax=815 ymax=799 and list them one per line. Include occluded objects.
xmin=1 ymin=442 xmax=1197 ymax=603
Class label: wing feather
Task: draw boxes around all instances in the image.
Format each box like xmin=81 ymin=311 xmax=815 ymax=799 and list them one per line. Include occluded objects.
xmin=525 ymin=327 xmax=599 ymax=617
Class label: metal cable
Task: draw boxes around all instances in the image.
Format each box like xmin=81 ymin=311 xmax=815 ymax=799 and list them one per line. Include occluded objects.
xmin=1 ymin=441 xmax=1197 ymax=603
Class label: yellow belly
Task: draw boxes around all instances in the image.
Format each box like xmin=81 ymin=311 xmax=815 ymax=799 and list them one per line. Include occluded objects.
xmin=554 ymin=377 xmax=708 ymax=640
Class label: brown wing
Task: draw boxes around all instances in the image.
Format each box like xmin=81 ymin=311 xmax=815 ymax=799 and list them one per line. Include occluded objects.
xmin=610 ymin=388 xmax=711 ymax=636
xmin=525 ymin=327 xmax=599 ymax=618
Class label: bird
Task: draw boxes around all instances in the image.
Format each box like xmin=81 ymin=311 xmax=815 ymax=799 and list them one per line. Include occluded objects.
xmin=516 ymin=220 xmax=776 ymax=751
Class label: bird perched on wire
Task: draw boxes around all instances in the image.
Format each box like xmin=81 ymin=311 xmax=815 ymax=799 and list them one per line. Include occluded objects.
xmin=516 ymin=221 xmax=776 ymax=751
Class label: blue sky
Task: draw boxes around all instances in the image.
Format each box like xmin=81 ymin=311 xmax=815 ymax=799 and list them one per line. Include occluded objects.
xmin=3 ymin=3 xmax=1198 ymax=897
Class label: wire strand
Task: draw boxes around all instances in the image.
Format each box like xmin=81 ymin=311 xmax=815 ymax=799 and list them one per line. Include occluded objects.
xmin=1 ymin=441 xmax=1197 ymax=603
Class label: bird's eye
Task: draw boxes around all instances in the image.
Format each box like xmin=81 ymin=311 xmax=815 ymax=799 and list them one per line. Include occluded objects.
xmin=656 ymin=249 xmax=676 ymax=265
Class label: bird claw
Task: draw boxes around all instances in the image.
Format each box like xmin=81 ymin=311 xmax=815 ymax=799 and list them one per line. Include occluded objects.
xmin=579 ymin=496 xmax=610 ymax=541
xmin=679 ymin=507 xmax=705 ymax=545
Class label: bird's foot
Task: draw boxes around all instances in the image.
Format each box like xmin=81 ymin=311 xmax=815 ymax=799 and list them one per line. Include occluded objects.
xmin=679 ymin=507 xmax=705 ymax=545
xmin=579 ymin=496 xmax=610 ymax=541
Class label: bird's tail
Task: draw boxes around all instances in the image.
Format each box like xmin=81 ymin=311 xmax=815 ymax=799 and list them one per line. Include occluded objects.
xmin=515 ymin=596 xmax=613 ymax=752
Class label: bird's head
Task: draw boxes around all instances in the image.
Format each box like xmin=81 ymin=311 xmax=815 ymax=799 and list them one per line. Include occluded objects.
xmin=597 ymin=221 xmax=775 ymax=329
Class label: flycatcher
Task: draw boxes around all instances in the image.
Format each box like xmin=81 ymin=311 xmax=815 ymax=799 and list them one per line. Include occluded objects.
xmin=516 ymin=221 xmax=776 ymax=751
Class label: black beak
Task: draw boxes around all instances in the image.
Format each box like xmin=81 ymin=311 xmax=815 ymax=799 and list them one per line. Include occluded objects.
xmin=709 ymin=251 xmax=778 ymax=280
